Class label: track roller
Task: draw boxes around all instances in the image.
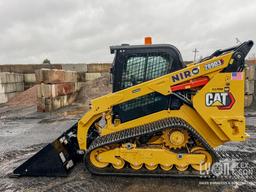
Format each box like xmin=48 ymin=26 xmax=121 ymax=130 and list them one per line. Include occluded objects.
xmin=130 ymin=163 xmax=143 ymax=170
xmin=160 ymin=164 xmax=173 ymax=171
xmin=145 ymin=163 xmax=158 ymax=171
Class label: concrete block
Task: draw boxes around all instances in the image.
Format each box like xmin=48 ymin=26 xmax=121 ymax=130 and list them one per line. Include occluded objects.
xmin=77 ymin=72 xmax=86 ymax=82
xmin=61 ymin=64 xmax=87 ymax=72
xmin=37 ymin=84 xmax=49 ymax=98
xmin=87 ymin=63 xmax=111 ymax=73
xmin=245 ymin=65 xmax=255 ymax=80
xmin=0 ymin=92 xmax=21 ymax=104
xmin=45 ymin=69 xmax=65 ymax=83
xmin=85 ymin=73 xmax=102 ymax=81
xmin=0 ymin=64 xmax=62 ymax=74
xmin=24 ymin=73 xmax=36 ymax=83
xmin=14 ymin=73 xmax=24 ymax=82
xmin=37 ymin=85 xmax=42 ymax=98
xmin=37 ymin=97 xmax=45 ymax=112
xmin=247 ymin=60 xmax=256 ymax=65
xmin=35 ymin=69 xmax=43 ymax=83
xmin=75 ymin=82 xmax=86 ymax=90
xmin=0 ymin=82 xmax=24 ymax=93
xmin=245 ymin=94 xmax=253 ymax=107
xmin=37 ymin=92 xmax=78 ymax=112
xmin=38 ymin=82 xmax=77 ymax=98
xmin=0 ymin=72 xmax=24 ymax=83
xmin=36 ymin=69 xmax=78 ymax=83
xmin=245 ymin=80 xmax=255 ymax=95
xmin=35 ymin=68 xmax=65 ymax=83
xmin=64 ymin=71 xmax=78 ymax=82
xmin=24 ymin=82 xmax=36 ymax=90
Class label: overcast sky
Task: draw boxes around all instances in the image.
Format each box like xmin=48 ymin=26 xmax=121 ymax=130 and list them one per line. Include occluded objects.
xmin=0 ymin=0 xmax=255 ymax=64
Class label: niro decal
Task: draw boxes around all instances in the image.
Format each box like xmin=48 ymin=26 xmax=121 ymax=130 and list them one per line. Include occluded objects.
xmin=171 ymin=67 xmax=200 ymax=82
xmin=205 ymin=92 xmax=235 ymax=110
xmin=204 ymin=59 xmax=224 ymax=70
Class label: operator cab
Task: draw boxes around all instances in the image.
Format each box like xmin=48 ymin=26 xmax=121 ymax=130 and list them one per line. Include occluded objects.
xmin=110 ymin=37 xmax=185 ymax=123
xmin=110 ymin=39 xmax=185 ymax=92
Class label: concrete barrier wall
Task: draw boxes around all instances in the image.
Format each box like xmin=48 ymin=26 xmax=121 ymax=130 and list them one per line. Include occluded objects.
xmin=36 ymin=68 xmax=87 ymax=112
xmin=85 ymin=73 xmax=102 ymax=81
xmin=0 ymin=63 xmax=111 ymax=91
xmin=0 ymin=72 xmax=24 ymax=104
xmin=0 ymin=72 xmax=23 ymax=83
xmin=245 ymin=95 xmax=253 ymax=107
xmin=35 ymin=69 xmax=78 ymax=84
xmin=0 ymin=63 xmax=111 ymax=73
xmin=37 ymin=92 xmax=78 ymax=112
xmin=24 ymin=73 xmax=36 ymax=83
xmin=245 ymin=80 xmax=254 ymax=95
xmin=0 ymin=82 xmax=24 ymax=93
xmin=23 ymin=73 xmax=36 ymax=89
xmin=245 ymin=62 xmax=255 ymax=107
xmin=61 ymin=64 xmax=88 ymax=72
xmin=37 ymin=82 xmax=85 ymax=98
xmin=87 ymin=63 xmax=111 ymax=73
xmin=0 ymin=64 xmax=62 ymax=74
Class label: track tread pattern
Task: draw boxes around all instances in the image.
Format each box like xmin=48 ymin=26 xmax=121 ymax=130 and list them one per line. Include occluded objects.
xmin=85 ymin=117 xmax=219 ymax=177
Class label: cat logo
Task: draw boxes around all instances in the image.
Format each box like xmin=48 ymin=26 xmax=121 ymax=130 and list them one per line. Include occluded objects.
xmin=205 ymin=92 xmax=235 ymax=109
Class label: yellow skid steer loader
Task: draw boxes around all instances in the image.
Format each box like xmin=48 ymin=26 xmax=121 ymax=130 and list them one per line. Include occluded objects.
xmin=12 ymin=38 xmax=253 ymax=177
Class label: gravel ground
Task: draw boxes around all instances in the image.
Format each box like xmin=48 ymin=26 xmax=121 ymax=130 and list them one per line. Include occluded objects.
xmin=0 ymin=103 xmax=255 ymax=192
xmin=7 ymin=85 xmax=39 ymax=107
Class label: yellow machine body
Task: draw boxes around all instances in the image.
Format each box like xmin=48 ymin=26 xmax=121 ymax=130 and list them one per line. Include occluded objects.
xmin=77 ymin=52 xmax=246 ymax=151
xmin=13 ymin=40 xmax=253 ymax=177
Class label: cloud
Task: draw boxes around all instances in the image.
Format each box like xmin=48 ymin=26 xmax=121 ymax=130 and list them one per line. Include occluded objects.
xmin=0 ymin=0 xmax=255 ymax=64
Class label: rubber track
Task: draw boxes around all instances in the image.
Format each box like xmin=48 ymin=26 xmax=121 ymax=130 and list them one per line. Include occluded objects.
xmin=84 ymin=117 xmax=219 ymax=177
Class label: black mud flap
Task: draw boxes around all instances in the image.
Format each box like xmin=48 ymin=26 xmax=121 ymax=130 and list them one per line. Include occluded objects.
xmin=11 ymin=122 xmax=83 ymax=177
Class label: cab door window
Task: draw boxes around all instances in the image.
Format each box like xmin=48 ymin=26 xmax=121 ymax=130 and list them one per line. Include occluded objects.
xmin=120 ymin=53 xmax=172 ymax=89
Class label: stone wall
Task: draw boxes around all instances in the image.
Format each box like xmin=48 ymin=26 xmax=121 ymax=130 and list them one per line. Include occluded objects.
xmin=0 ymin=72 xmax=24 ymax=104
xmin=0 ymin=64 xmax=62 ymax=74
xmin=0 ymin=63 xmax=112 ymax=90
xmin=23 ymin=73 xmax=36 ymax=89
xmin=244 ymin=61 xmax=256 ymax=107
xmin=36 ymin=69 xmax=86 ymax=112
xmin=61 ymin=63 xmax=88 ymax=72
xmin=86 ymin=63 xmax=111 ymax=73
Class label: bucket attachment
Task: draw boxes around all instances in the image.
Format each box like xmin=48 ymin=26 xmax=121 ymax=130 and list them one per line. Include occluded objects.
xmin=11 ymin=123 xmax=83 ymax=177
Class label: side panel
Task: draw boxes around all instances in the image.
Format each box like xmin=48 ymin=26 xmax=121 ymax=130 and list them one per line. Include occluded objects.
xmin=193 ymin=72 xmax=246 ymax=142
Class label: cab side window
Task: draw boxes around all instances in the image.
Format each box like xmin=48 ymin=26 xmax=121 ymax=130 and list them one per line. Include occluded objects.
xmin=120 ymin=53 xmax=172 ymax=89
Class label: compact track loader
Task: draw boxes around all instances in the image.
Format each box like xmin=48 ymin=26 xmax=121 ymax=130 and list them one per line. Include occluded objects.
xmin=12 ymin=38 xmax=253 ymax=177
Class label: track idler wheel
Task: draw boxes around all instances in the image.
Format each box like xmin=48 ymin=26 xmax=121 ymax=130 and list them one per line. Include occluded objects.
xmin=89 ymin=148 xmax=109 ymax=168
xmin=191 ymin=147 xmax=213 ymax=171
